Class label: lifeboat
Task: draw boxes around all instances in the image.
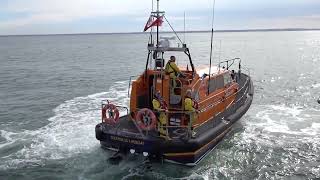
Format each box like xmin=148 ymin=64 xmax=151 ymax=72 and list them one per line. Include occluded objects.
xmin=95 ymin=0 xmax=254 ymax=166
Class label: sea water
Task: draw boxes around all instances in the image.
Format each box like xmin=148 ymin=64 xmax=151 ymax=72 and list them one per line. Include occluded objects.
xmin=0 ymin=31 xmax=320 ymax=179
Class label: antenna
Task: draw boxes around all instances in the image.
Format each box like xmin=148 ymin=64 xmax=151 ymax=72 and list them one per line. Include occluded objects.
xmin=149 ymin=0 xmax=154 ymax=69
xmin=150 ymin=0 xmax=154 ymax=44
xmin=156 ymin=0 xmax=160 ymax=47
xmin=218 ymin=40 xmax=221 ymax=72
xmin=207 ymin=0 xmax=216 ymax=95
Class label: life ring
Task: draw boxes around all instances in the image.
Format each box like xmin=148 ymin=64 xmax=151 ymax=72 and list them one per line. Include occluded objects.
xmin=102 ymin=104 xmax=120 ymax=124
xmin=135 ymin=108 xmax=157 ymax=131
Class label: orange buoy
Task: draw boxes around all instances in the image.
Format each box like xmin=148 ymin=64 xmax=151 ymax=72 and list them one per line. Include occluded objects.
xmin=102 ymin=104 xmax=120 ymax=124
xmin=135 ymin=108 xmax=157 ymax=131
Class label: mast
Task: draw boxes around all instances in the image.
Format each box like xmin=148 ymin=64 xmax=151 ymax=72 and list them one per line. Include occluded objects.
xmin=150 ymin=0 xmax=154 ymax=44
xmin=156 ymin=0 xmax=160 ymax=47
xmin=207 ymin=0 xmax=216 ymax=95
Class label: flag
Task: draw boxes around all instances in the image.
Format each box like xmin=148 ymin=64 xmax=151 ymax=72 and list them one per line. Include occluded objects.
xmin=143 ymin=16 xmax=164 ymax=31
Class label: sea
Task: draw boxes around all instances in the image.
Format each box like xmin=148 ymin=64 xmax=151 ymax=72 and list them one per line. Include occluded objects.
xmin=0 ymin=31 xmax=320 ymax=180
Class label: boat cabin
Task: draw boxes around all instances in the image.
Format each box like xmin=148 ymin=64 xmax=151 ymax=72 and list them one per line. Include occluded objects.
xmin=129 ymin=44 xmax=239 ymax=130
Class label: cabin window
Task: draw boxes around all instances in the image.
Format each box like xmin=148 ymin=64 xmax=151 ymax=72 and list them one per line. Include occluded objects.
xmin=223 ymin=73 xmax=232 ymax=86
xmin=208 ymin=76 xmax=224 ymax=93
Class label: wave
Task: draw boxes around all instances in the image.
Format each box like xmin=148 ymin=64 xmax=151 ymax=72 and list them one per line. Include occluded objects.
xmin=192 ymin=103 xmax=320 ymax=179
xmin=242 ymin=104 xmax=320 ymax=138
xmin=311 ymin=83 xmax=320 ymax=88
xmin=0 ymin=81 xmax=129 ymax=169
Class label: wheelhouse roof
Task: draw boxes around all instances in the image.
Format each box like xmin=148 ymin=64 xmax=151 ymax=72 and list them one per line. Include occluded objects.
xmin=197 ymin=66 xmax=228 ymax=77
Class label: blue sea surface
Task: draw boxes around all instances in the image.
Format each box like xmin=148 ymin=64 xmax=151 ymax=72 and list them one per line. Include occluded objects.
xmin=0 ymin=31 xmax=320 ymax=179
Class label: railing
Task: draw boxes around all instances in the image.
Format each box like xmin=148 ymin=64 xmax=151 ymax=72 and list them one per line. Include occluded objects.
xmin=219 ymin=58 xmax=241 ymax=70
xmin=135 ymin=75 xmax=251 ymax=140
xmin=101 ymin=70 xmax=251 ymax=140
xmin=101 ymin=99 xmax=129 ymax=123
xmin=192 ymin=75 xmax=250 ymax=130
xmin=218 ymin=58 xmax=252 ymax=86
xmin=241 ymin=66 xmax=252 ymax=77
xmin=100 ymin=74 xmax=250 ymax=141
xmin=128 ymin=75 xmax=139 ymax=97
xmin=101 ymin=100 xmax=129 ymax=113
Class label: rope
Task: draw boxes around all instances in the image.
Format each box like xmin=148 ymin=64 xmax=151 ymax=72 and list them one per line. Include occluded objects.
xmin=163 ymin=15 xmax=183 ymax=45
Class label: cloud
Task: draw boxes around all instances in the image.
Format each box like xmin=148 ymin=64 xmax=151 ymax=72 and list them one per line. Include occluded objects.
xmin=0 ymin=0 xmax=217 ymax=33
xmin=1 ymin=0 xmax=146 ymax=27
xmin=1 ymin=0 xmax=320 ymax=34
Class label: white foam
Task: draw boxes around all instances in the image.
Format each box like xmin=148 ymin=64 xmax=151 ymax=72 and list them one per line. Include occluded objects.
xmin=0 ymin=81 xmax=129 ymax=169
xmin=268 ymin=104 xmax=303 ymax=118
xmin=0 ymin=130 xmax=17 ymax=149
xmin=240 ymin=104 xmax=320 ymax=147
xmin=301 ymin=123 xmax=320 ymax=136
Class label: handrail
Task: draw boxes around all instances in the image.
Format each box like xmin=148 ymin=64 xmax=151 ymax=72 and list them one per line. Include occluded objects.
xmin=219 ymin=57 xmax=241 ymax=70
xmin=128 ymin=75 xmax=139 ymax=97
xmin=105 ymin=74 xmax=250 ymax=140
xmin=175 ymin=78 xmax=183 ymax=89
xmin=134 ymin=76 xmax=249 ymax=115
xmin=193 ymin=77 xmax=249 ymax=129
xmin=199 ymin=82 xmax=238 ymax=104
xmin=101 ymin=99 xmax=129 ymax=115
xmin=129 ymin=75 xmax=251 ymax=140
xmin=242 ymin=67 xmax=251 ymax=77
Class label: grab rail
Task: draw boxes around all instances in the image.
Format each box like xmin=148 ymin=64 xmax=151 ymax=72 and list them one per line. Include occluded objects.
xmin=103 ymin=73 xmax=251 ymax=140
xmin=219 ymin=57 xmax=241 ymax=70
xmin=101 ymin=99 xmax=129 ymax=115
xmin=142 ymin=75 xmax=251 ymax=139
xmin=242 ymin=67 xmax=252 ymax=77
xmin=128 ymin=75 xmax=139 ymax=97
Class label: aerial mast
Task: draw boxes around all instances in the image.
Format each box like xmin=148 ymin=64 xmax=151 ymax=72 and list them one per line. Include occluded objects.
xmin=150 ymin=0 xmax=154 ymax=44
xmin=207 ymin=0 xmax=216 ymax=95
xmin=156 ymin=0 xmax=160 ymax=47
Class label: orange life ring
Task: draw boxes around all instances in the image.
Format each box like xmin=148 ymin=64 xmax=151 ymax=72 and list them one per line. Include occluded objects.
xmin=135 ymin=108 xmax=157 ymax=131
xmin=102 ymin=104 xmax=120 ymax=124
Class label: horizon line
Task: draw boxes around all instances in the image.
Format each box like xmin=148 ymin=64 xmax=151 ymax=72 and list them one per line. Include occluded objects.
xmin=1 ymin=28 xmax=320 ymax=37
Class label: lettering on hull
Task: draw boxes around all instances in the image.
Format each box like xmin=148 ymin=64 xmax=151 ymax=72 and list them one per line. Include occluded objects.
xmin=110 ymin=136 xmax=145 ymax=145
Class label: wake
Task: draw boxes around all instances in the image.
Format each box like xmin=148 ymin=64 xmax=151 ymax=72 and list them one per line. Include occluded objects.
xmin=0 ymin=81 xmax=129 ymax=169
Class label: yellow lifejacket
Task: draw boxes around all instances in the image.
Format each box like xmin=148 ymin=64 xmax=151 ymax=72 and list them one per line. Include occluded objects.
xmin=184 ymin=97 xmax=195 ymax=111
xmin=153 ymin=99 xmax=169 ymax=139
xmin=152 ymin=99 xmax=161 ymax=111
xmin=165 ymin=61 xmax=181 ymax=77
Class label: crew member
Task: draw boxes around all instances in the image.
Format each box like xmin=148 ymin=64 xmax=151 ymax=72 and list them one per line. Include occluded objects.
xmin=184 ymin=90 xmax=198 ymax=138
xmin=231 ymin=70 xmax=236 ymax=81
xmin=152 ymin=92 xmax=170 ymax=139
xmin=165 ymin=56 xmax=182 ymax=91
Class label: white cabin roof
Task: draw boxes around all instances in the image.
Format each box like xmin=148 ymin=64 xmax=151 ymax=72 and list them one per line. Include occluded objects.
xmin=197 ymin=66 xmax=227 ymax=77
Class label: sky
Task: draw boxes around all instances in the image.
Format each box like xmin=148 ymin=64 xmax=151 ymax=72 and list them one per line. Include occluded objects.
xmin=1 ymin=0 xmax=320 ymax=35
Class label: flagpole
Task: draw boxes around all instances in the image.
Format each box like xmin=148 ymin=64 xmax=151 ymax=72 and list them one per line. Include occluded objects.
xmin=151 ymin=0 xmax=154 ymax=44
xmin=156 ymin=0 xmax=159 ymax=47
xmin=208 ymin=0 xmax=216 ymax=95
